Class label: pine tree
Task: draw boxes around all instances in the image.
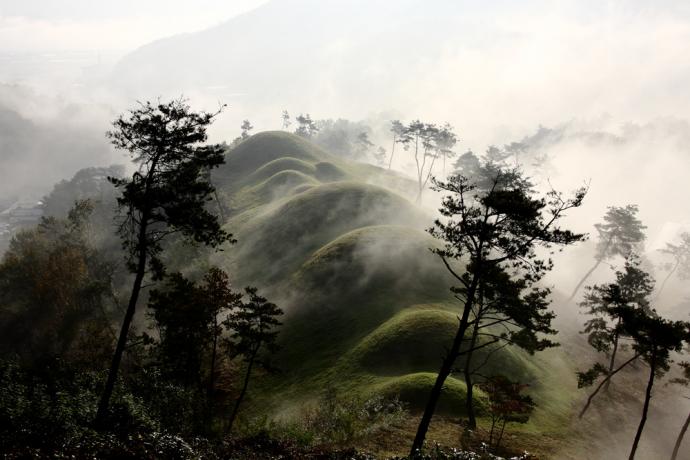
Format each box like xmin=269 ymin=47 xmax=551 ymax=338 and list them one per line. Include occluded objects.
xmin=615 ymin=308 xmax=689 ymax=459
xmin=410 ymin=165 xmax=586 ymax=456
xmin=568 ymin=205 xmax=646 ymax=302
xmin=578 ymin=254 xmax=653 ymax=401
xmin=657 ymin=232 xmax=690 ymax=298
xmin=224 ymin=287 xmax=282 ymax=432
xmin=94 ymin=99 xmax=234 ymax=427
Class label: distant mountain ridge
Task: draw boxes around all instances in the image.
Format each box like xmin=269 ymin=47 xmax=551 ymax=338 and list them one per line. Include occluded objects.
xmin=111 ymin=0 xmax=469 ymax=110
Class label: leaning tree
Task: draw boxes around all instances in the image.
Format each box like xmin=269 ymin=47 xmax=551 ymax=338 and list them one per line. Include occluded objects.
xmin=438 ymin=166 xmax=555 ymax=430
xmin=670 ymin=361 xmax=690 ymax=460
xmin=657 ymin=232 xmax=690 ymax=299
xmin=615 ymin=307 xmax=689 ymax=459
xmin=94 ymin=99 xmax=234 ymax=426
xmin=568 ymin=204 xmax=646 ymax=302
xmin=455 ymin=260 xmax=559 ymax=430
xmin=410 ymin=165 xmax=587 ymax=456
xmin=577 ymin=254 xmax=653 ymax=403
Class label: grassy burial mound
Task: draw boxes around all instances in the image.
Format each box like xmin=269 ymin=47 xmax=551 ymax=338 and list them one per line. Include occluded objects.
xmin=203 ymin=132 xmax=579 ymax=437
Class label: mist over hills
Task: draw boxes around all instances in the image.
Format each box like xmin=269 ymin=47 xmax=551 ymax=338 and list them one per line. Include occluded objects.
xmin=0 ymin=96 xmax=114 ymax=199
xmin=3 ymin=109 xmax=690 ymax=456
xmin=209 ymin=131 xmax=690 ymax=459
xmin=144 ymin=131 xmax=577 ymax=452
xmin=110 ymin=0 xmax=690 ymax=143
xmin=2 ymin=2 xmax=690 ymax=457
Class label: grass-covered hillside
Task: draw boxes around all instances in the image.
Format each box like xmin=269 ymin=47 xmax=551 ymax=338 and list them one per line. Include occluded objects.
xmin=205 ymin=131 xmax=579 ymax=452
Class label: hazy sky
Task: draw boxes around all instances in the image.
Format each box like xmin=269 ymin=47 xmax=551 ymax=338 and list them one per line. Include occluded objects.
xmin=3 ymin=0 xmax=690 ymax=243
xmin=0 ymin=0 xmax=269 ymax=52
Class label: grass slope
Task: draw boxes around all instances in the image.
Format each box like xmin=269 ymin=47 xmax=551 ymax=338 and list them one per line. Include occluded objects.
xmin=204 ymin=131 xmax=578 ymax=450
xmin=224 ymin=183 xmax=427 ymax=285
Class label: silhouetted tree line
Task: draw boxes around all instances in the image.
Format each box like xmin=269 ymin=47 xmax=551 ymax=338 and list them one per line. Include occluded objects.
xmin=408 ymin=149 xmax=690 ymax=459
xmin=0 ymin=100 xmax=284 ymax=457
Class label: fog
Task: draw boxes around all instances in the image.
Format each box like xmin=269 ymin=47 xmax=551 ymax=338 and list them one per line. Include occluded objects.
xmin=2 ymin=1 xmax=690 ymax=458
xmin=5 ymin=1 xmax=690 ymax=201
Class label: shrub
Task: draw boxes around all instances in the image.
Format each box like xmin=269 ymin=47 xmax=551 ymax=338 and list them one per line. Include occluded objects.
xmin=301 ymin=388 xmax=407 ymax=444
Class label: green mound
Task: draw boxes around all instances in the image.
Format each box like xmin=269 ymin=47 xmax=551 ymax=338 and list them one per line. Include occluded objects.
xmin=197 ymin=131 xmax=577 ymax=436
xmin=292 ymin=184 xmax=314 ymax=194
xmin=253 ymin=170 xmax=318 ymax=198
xmin=263 ymin=170 xmax=315 ymax=188
xmin=227 ymin=170 xmax=319 ymax=212
xmin=232 ymin=182 xmax=426 ymax=283
xmin=348 ymin=307 xmax=539 ymax=383
xmin=272 ymin=227 xmax=452 ymax=374
xmin=351 ymin=309 xmax=458 ymax=374
xmin=314 ymin=161 xmax=346 ymax=181
xmin=296 ymin=225 xmax=447 ymax=303
xmin=248 ymin=157 xmax=317 ymax=183
xmin=373 ymin=373 xmax=485 ymax=416
xmin=214 ymin=131 xmax=333 ymax=188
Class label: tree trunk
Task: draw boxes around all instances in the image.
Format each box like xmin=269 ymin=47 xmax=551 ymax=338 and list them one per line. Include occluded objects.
xmin=656 ymin=260 xmax=679 ymax=300
xmin=418 ymin=152 xmax=439 ymax=204
xmin=388 ymin=135 xmax=396 ymax=170
xmin=496 ymin=418 xmax=508 ymax=451
xmin=568 ymin=257 xmax=603 ymax=302
xmin=488 ymin=415 xmax=497 ymax=447
xmin=227 ymin=351 xmax=256 ymax=433
xmin=410 ymin=274 xmax=480 ymax=457
xmin=94 ymin=240 xmax=148 ymax=427
xmin=413 ymin=136 xmax=422 ymax=205
xmin=463 ymin=318 xmax=481 ymax=429
xmin=580 ymin=353 xmax=639 ymax=418
xmin=205 ymin=318 xmax=219 ymax=431
xmin=629 ymin=353 xmax=656 ymax=460
xmin=209 ymin=321 xmax=218 ymax=397
xmin=671 ymin=409 xmax=690 ymax=460
xmin=604 ymin=327 xmax=620 ymax=392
